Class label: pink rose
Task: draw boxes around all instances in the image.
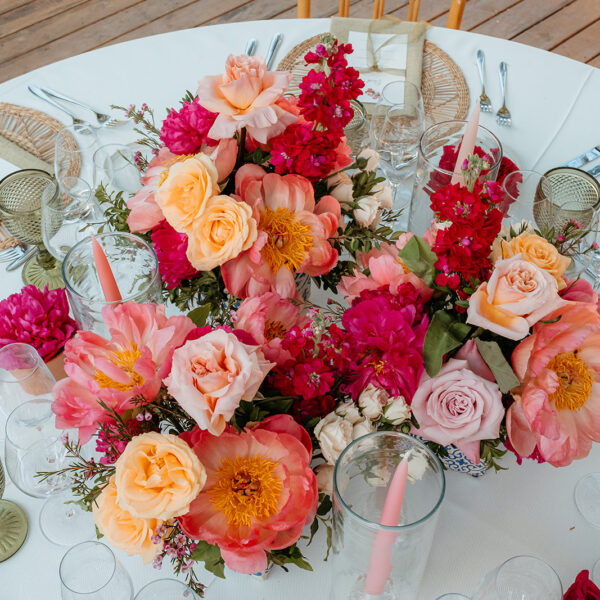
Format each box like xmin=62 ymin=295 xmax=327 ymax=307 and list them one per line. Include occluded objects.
xmin=411 ymin=341 xmax=504 ymax=464
xmin=467 ymin=255 xmax=565 ymax=341
xmin=164 ymin=329 xmax=273 ymax=436
xmin=197 ymin=55 xmax=298 ymax=143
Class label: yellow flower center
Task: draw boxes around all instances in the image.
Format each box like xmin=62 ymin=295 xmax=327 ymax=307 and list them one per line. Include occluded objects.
xmin=208 ymin=455 xmax=282 ymax=527
xmin=94 ymin=345 xmax=145 ymax=391
xmin=264 ymin=319 xmax=287 ymax=341
xmin=260 ymin=207 xmax=313 ymax=273
xmin=368 ymin=359 xmax=386 ymax=375
xmin=548 ymin=350 xmax=593 ymax=411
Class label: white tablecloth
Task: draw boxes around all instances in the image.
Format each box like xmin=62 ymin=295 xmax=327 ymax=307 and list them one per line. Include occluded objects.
xmin=1 ymin=18 xmax=600 ymax=599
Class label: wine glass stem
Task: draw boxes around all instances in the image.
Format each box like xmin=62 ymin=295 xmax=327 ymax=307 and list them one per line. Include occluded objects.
xmin=36 ymin=244 xmax=56 ymax=270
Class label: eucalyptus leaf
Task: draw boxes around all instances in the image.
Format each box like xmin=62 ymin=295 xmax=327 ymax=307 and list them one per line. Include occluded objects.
xmin=397 ymin=235 xmax=437 ymax=287
xmin=474 ymin=339 xmax=520 ymax=393
xmin=423 ymin=310 xmax=471 ymax=376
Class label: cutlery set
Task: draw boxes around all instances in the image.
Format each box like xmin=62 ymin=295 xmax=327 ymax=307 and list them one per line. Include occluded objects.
xmin=476 ymin=50 xmax=511 ymax=127
xmin=243 ymin=32 xmax=283 ymax=70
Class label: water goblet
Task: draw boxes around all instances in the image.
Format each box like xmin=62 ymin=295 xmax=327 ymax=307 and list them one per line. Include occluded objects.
xmin=0 ymin=169 xmax=65 ymax=289
xmin=54 ymin=124 xmax=99 ymax=191
xmin=501 ymin=170 xmax=553 ymax=227
xmin=60 ymin=541 xmax=134 ymax=600
xmin=134 ymin=579 xmax=199 ymax=599
xmin=93 ymin=144 xmax=141 ymax=194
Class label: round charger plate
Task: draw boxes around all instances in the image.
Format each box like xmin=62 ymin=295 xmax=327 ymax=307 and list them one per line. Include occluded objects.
xmin=277 ymin=35 xmax=470 ymax=123
xmin=0 ymin=499 xmax=28 ymax=561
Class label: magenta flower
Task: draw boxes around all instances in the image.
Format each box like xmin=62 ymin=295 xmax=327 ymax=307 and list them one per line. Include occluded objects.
xmin=159 ymin=98 xmax=217 ymax=155
xmin=0 ymin=285 xmax=77 ymax=360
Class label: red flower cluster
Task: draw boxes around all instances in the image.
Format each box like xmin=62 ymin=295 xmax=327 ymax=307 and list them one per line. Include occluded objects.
xmin=430 ymin=182 xmax=504 ymax=294
xmin=159 ymin=98 xmax=217 ymax=155
xmin=564 ymin=570 xmax=600 ymax=600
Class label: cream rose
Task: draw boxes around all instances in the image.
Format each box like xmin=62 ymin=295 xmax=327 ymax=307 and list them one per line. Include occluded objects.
xmin=358 ymin=383 xmax=389 ymax=420
xmin=329 ymin=172 xmax=354 ymax=206
xmin=467 ymin=254 xmax=565 ymax=340
xmin=335 ymin=400 xmax=362 ymax=424
xmin=186 ymin=195 xmax=258 ymax=271
xmin=372 ymin=182 xmax=393 ymax=209
xmin=164 ymin=329 xmax=273 ymax=436
xmin=114 ymin=432 xmax=206 ymax=521
xmin=354 ymin=195 xmax=380 ymax=228
xmin=352 ymin=417 xmax=374 ymax=440
xmin=314 ymin=411 xmax=353 ymax=465
xmin=155 ymin=153 xmax=219 ymax=233
xmin=358 ymin=148 xmax=380 ymax=171
xmin=383 ymin=396 xmax=411 ymax=425
xmin=93 ymin=477 xmax=162 ymax=564
xmin=315 ymin=463 xmax=334 ymax=495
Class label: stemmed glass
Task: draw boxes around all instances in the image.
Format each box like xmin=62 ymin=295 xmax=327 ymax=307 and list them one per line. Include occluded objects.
xmin=135 ymin=579 xmax=199 ymax=599
xmin=93 ymin=144 xmax=141 ymax=194
xmin=501 ymin=170 xmax=553 ymax=226
xmin=4 ymin=398 xmax=94 ymax=546
xmin=436 ymin=595 xmax=470 ymax=599
xmin=471 ymin=555 xmax=563 ymax=600
xmin=54 ymin=124 xmax=99 ymax=191
xmin=60 ymin=541 xmax=134 ymax=600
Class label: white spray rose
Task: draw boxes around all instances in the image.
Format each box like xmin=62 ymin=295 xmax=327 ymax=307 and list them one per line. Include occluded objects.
xmin=335 ymin=400 xmax=362 ymax=424
xmin=315 ymin=463 xmax=334 ymax=495
xmin=358 ymin=383 xmax=390 ymax=420
xmin=372 ymin=182 xmax=393 ymax=209
xmin=352 ymin=417 xmax=374 ymax=440
xmin=358 ymin=148 xmax=380 ymax=171
xmin=328 ymin=172 xmax=354 ymax=206
xmin=383 ymin=396 xmax=411 ymax=425
xmin=314 ymin=412 xmax=353 ymax=465
xmin=354 ymin=195 xmax=380 ymax=228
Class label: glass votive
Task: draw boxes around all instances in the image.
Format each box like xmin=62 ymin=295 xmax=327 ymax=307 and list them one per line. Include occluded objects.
xmin=471 ymin=555 xmax=562 ymax=600
xmin=93 ymin=144 xmax=141 ymax=194
xmin=330 ymin=431 xmax=445 ymax=600
xmin=501 ymin=170 xmax=553 ymax=227
xmin=62 ymin=232 xmax=161 ymax=335
xmin=60 ymin=541 xmax=134 ymax=600
xmin=345 ymin=100 xmax=368 ymax=156
xmin=0 ymin=342 xmax=56 ymax=417
xmin=134 ymin=579 xmax=199 ymax=599
xmin=409 ymin=120 xmax=503 ymax=235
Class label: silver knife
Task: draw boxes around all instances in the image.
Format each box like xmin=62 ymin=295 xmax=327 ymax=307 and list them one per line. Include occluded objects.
xmin=265 ymin=33 xmax=283 ymax=70
xmin=565 ymin=145 xmax=600 ymax=169
xmin=6 ymin=246 xmax=37 ymax=272
xmin=245 ymin=39 xmax=257 ymax=56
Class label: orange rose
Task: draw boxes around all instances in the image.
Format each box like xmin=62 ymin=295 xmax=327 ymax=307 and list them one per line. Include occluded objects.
xmin=92 ymin=477 xmax=162 ymax=564
xmin=114 ymin=432 xmax=206 ymax=520
xmin=155 ymin=153 xmax=219 ymax=233
xmin=499 ymin=233 xmax=571 ymax=289
xmin=186 ymin=195 xmax=257 ymax=271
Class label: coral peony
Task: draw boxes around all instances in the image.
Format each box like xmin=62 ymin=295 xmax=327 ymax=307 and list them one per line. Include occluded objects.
xmin=54 ymin=303 xmax=195 ymax=436
xmin=233 ymin=292 xmax=310 ymax=364
xmin=0 ymin=285 xmax=77 ymax=361
xmin=178 ymin=427 xmax=317 ymax=574
xmin=159 ymin=98 xmax=217 ymax=154
xmin=221 ymin=164 xmax=341 ymax=299
xmin=507 ymin=302 xmax=600 ymax=466
xmin=197 ymin=54 xmax=297 ymax=143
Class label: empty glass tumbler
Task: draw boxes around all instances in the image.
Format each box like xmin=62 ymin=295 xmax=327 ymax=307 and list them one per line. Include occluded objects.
xmin=330 ymin=432 xmax=445 ymax=600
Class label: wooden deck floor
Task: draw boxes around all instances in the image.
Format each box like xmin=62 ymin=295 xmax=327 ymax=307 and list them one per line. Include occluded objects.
xmin=1 ymin=0 xmax=599 ymax=84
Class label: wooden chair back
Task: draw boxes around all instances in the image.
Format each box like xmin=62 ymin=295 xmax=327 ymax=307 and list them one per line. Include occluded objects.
xmin=297 ymin=0 xmax=385 ymax=19
xmin=407 ymin=0 xmax=466 ymax=29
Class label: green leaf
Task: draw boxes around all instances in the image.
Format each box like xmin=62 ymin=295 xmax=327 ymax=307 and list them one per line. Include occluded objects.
xmin=397 ymin=235 xmax=437 ymax=287
xmin=187 ymin=304 xmax=211 ymax=328
xmin=268 ymin=544 xmax=313 ymax=572
xmin=190 ymin=540 xmax=225 ymax=579
xmin=474 ymin=339 xmax=520 ymax=394
xmin=317 ymin=493 xmax=332 ymax=516
xmin=423 ymin=310 xmax=471 ymax=376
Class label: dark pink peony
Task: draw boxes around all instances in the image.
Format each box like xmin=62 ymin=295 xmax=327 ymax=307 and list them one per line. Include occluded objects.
xmin=0 ymin=285 xmax=77 ymax=360
xmin=159 ymin=98 xmax=217 ymax=155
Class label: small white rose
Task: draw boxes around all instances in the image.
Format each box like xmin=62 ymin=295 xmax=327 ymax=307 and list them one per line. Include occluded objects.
xmin=335 ymin=400 xmax=362 ymax=424
xmin=358 ymin=148 xmax=380 ymax=171
xmin=407 ymin=451 xmax=429 ymax=482
xmin=327 ymin=171 xmax=352 ymax=189
xmin=315 ymin=463 xmax=334 ymax=495
xmin=383 ymin=396 xmax=411 ymax=425
xmin=352 ymin=417 xmax=374 ymax=440
xmin=314 ymin=412 xmax=353 ymax=465
xmin=372 ymin=182 xmax=393 ymax=209
xmin=358 ymin=383 xmax=389 ymax=420
xmin=328 ymin=173 xmax=354 ymax=206
xmin=354 ymin=195 xmax=380 ymax=227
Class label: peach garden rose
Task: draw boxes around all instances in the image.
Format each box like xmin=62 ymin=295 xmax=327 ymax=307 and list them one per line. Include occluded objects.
xmin=114 ymin=432 xmax=206 ymax=521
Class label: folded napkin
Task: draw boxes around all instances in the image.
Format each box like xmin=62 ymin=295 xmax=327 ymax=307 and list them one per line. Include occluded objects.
xmin=0 ymin=133 xmax=52 ymax=174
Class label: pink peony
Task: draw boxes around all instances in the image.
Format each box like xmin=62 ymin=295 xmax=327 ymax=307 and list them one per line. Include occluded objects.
xmin=233 ymin=292 xmax=310 ymax=364
xmin=178 ymin=426 xmax=317 ymax=574
xmin=507 ymin=302 xmax=600 ymax=467
xmin=560 ymin=277 xmax=600 ymax=310
xmin=159 ymin=98 xmax=217 ymax=154
xmin=0 ymin=285 xmax=77 ymax=361
xmin=252 ymin=414 xmax=313 ymax=456
xmin=221 ymin=164 xmax=341 ymax=299
xmin=53 ymin=303 xmax=195 ymax=439
xmin=411 ymin=340 xmax=505 ymax=464
xmin=197 ymin=55 xmax=298 ymax=144
xmin=164 ymin=329 xmax=273 ymax=436
xmin=151 ymin=220 xmax=200 ymax=289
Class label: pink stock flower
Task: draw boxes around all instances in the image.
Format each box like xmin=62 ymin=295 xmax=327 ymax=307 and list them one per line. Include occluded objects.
xmin=159 ymin=98 xmax=217 ymax=154
xmin=197 ymin=55 xmax=298 ymax=144
xmin=410 ymin=341 xmax=505 ymax=464
xmin=53 ymin=303 xmax=195 ymax=440
xmin=0 ymin=285 xmax=77 ymax=360
xmin=233 ymin=292 xmax=310 ymax=364
xmin=178 ymin=427 xmax=317 ymax=574
xmin=507 ymin=302 xmax=600 ymax=467
xmin=221 ymin=164 xmax=341 ymax=299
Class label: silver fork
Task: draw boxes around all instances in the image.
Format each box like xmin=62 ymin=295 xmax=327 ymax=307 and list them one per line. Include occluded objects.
xmin=39 ymin=86 xmax=126 ymax=128
xmin=28 ymin=85 xmax=93 ymax=132
xmin=245 ymin=38 xmax=257 ymax=56
xmin=496 ymin=62 xmax=512 ymax=127
xmin=476 ymin=50 xmax=492 ymax=113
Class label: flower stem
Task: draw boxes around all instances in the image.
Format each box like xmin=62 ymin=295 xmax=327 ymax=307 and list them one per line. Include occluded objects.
xmin=236 ymin=128 xmax=247 ymax=171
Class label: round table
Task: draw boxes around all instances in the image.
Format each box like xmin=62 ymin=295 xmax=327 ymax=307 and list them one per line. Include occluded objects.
xmin=1 ymin=18 xmax=599 ymax=599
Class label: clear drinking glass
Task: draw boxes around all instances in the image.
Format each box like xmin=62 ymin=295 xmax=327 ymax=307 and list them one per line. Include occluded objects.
xmin=134 ymin=579 xmax=199 ymax=599
xmin=62 ymin=232 xmax=161 ymax=335
xmin=0 ymin=342 xmax=56 ymax=417
xmin=471 ymin=555 xmax=563 ymax=600
xmin=574 ymin=473 xmax=600 ymax=527
xmin=60 ymin=541 xmax=134 ymax=600
xmin=410 ymin=121 xmax=503 ymax=236
xmin=93 ymin=144 xmax=141 ymax=194
xmin=54 ymin=125 xmax=99 ymax=191
xmin=42 ymin=177 xmax=105 ymax=262
xmin=5 ymin=398 xmax=94 ymax=545
xmin=330 ymin=432 xmax=445 ymax=600
xmin=501 ymin=170 xmax=553 ymax=226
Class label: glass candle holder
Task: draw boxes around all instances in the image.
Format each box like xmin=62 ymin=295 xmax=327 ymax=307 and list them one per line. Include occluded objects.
xmin=409 ymin=121 xmax=503 ymax=235
xmin=62 ymin=232 xmax=161 ymax=335
xmin=134 ymin=579 xmax=199 ymax=599
xmin=330 ymin=432 xmax=445 ymax=600
xmin=345 ymin=100 xmax=368 ymax=157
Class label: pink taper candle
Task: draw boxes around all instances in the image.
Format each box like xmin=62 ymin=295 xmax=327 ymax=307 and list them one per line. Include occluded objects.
xmin=450 ymin=102 xmax=480 ymax=186
xmin=364 ymin=452 xmax=410 ymax=596
xmin=91 ymin=234 xmax=122 ymax=302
